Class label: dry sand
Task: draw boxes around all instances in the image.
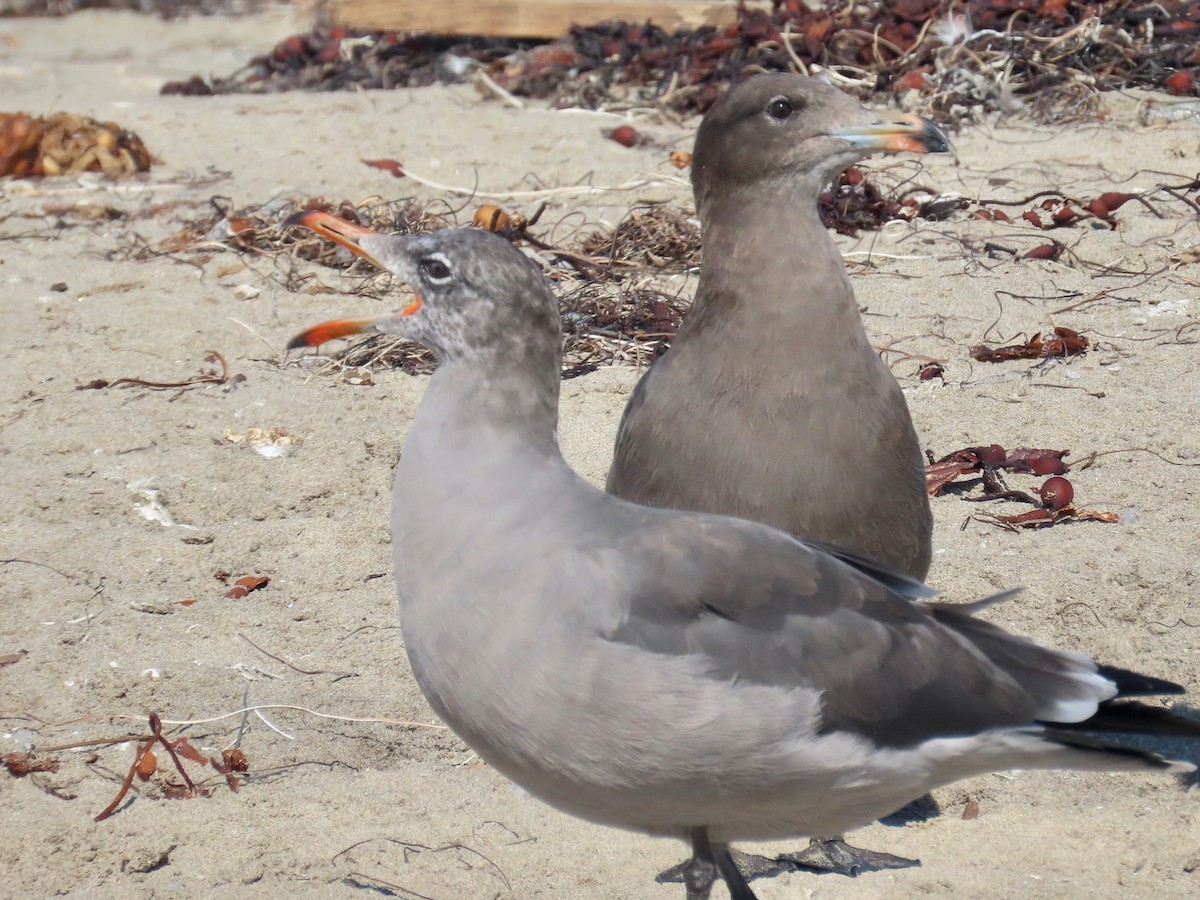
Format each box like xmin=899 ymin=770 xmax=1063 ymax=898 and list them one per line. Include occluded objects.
xmin=2 ymin=8 xmax=1199 ymax=898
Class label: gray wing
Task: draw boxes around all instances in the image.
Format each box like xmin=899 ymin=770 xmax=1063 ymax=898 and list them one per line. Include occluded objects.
xmin=796 ymin=537 xmax=935 ymax=600
xmin=604 ymin=512 xmax=1114 ymax=748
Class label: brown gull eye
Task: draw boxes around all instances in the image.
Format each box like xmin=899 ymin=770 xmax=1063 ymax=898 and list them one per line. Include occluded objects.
xmin=766 ymin=98 xmax=793 ymax=121
xmin=420 ymin=255 xmax=452 ymax=282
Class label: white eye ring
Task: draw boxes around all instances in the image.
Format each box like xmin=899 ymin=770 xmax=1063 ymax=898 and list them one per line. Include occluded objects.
xmin=420 ymin=253 xmax=453 ymax=283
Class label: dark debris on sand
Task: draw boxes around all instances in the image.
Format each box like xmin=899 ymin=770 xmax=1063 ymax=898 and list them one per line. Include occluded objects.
xmin=22 ymin=1 xmax=1195 ymax=374
xmin=153 ymin=194 xmax=694 ymax=377
xmin=160 ymin=1 xmax=1200 ymax=121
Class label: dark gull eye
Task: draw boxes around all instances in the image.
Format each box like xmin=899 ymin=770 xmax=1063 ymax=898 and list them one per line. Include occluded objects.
xmin=766 ymin=98 xmax=793 ymax=121
xmin=420 ymin=255 xmax=452 ymax=283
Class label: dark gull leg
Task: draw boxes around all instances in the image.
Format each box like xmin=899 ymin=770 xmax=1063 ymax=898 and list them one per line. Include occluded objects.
xmin=673 ymin=826 xmax=718 ymax=900
xmin=660 ymin=828 xmax=760 ymax=900
xmin=711 ymin=839 xmax=758 ymax=900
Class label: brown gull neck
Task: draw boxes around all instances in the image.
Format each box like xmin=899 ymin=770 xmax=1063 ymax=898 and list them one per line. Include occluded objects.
xmin=684 ymin=177 xmax=871 ymax=362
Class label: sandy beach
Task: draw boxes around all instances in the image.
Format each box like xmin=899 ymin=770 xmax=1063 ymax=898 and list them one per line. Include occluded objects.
xmin=2 ymin=7 xmax=1199 ymax=898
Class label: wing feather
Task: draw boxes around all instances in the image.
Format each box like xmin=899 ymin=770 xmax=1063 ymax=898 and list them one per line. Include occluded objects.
xmin=603 ymin=511 xmax=1115 ymax=748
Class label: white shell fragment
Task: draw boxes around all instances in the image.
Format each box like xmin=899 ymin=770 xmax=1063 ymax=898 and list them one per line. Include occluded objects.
xmin=128 ymin=478 xmax=177 ymax=526
xmin=222 ymin=426 xmax=301 ymax=459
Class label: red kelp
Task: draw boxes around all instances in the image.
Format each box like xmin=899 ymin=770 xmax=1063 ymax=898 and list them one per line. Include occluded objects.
xmin=163 ymin=2 xmax=1200 ymax=120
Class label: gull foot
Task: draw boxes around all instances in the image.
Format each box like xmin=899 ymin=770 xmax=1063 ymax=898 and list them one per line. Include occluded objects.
xmin=658 ymin=839 xmax=919 ymax=888
xmin=777 ymin=838 xmax=920 ymax=876
xmin=659 ymin=827 xmax=761 ymax=900
xmin=672 ymin=852 xmax=717 ymax=900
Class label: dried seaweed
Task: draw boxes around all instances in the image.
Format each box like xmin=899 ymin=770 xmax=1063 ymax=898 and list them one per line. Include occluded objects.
xmin=0 ymin=111 xmax=151 ymax=178
xmin=159 ymin=195 xmax=457 ymax=266
xmin=579 ymin=206 xmax=701 ymax=271
xmin=159 ymin=193 xmax=699 ymax=377
xmin=306 ymin=278 xmax=688 ymax=381
xmin=819 ymin=164 xmax=956 ymax=235
xmin=970 ymin=326 xmax=1089 ymax=362
xmin=925 ymin=444 xmax=1118 ymax=530
xmin=310 ymin=334 xmax=438 ymax=379
xmin=558 ymin=279 xmax=686 ymax=376
xmin=926 ymin=444 xmax=1070 ymax=495
xmin=165 ymin=3 xmax=1200 ymax=123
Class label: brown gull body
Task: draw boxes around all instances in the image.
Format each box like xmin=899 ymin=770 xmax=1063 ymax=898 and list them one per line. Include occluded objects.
xmin=287 ymin=212 xmax=1198 ymax=900
xmin=607 ymin=74 xmax=946 ymax=581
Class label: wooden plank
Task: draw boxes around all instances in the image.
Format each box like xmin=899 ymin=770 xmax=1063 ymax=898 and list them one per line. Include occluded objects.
xmin=329 ymin=0 xmax=757 ymax=39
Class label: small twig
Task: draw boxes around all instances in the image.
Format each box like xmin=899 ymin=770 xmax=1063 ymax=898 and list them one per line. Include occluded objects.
xmin=228 ymin=316 xmax=281 ymax=357
xmin=874 ymin=345 xmax=947 ymax=365
xmin=384 ymin=162 xmax=682 ymax=201
xmin=78 ymin=350 xmax=229 ymax=391
xmin=238 ymin=632 xmax=356 ymax=678
xmin=94 ymin=734 xmax=155 ymax=822
xmin=0 ymin=557 xmax=82 ymax=583
xmin=154 ymin=704 xmax=446 ymax=731
xmin=37 ymin=734 xmax=150 ymax=753
xmin=1160 ymin=185 xmax=1200 ymax=217
xmin=474 ymin=69 xmax=525 ymax=108
xmin=1058 ymin=602 xmax=1103 ymax=626
xmin=234 ymin=686 xmax=250 ymax=751
xmin=253 ymin=708 xmax=294 ymax=740
xmin=335 ymin=837 xmax=511 ymax=893
xmin=1147 ymin=618 xmax=1200 ymax=633
xmin=1073 ymin=446 xmax=1200 ymax=470
xmin=779 ymin=21 xmax=811 ymax=76
xmin=974 ymin=189 xmax=1075 ymax=207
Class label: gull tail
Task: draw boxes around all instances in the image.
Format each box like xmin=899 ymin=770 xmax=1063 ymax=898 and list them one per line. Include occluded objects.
xmin=1038 ymin=723 xmax=1197 ymax=774
xmin=928 ymin=597 xmax=1200 ymax=771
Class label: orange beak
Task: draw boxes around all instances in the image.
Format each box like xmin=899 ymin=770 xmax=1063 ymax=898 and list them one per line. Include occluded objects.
xmin=831 ymin=113 xmax=951 ymax=154
xmin=284 ymin=209 xmax=387 ymax=269
xmin=287 ymin=315 xmax=384 ymax=349
xmin=284 ymin=210 xmax=424 ymax=350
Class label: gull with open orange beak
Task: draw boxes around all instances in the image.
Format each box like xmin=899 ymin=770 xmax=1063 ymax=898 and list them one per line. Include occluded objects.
xmin=283 ymin=217 xmax=1198 ymax=900
xmin=284 ymin=210 xmax=426 ymax=350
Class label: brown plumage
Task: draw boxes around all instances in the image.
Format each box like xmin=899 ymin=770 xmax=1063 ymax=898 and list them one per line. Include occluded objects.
xmin=607 ymin=74 xmax=948 ymax=580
